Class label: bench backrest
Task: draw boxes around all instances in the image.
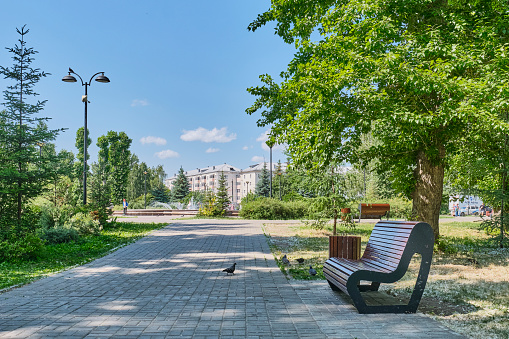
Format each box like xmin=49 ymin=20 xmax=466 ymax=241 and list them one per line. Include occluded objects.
xmin=361 ymin=220 xmax=434 ymax=272
xmin=359 ymin=203 xmax=390 ymax=214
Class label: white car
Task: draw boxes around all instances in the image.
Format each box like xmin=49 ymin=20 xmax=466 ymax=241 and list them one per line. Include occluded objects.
xmin=459 ymin=206 xmax=479 ymax=216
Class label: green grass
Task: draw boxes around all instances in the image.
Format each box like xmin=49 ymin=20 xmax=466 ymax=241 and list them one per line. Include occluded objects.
xmin=263 ymin=220 xmax=509 ymax=339
xmin=0 ymin=222 xmax=168 ymax=291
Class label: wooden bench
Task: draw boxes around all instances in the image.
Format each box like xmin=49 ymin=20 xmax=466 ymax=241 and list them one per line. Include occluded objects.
xmin=323 ymin=220 xmax=434 ymax=314
xmin=358 ymin=203 xmax=390 ymax=222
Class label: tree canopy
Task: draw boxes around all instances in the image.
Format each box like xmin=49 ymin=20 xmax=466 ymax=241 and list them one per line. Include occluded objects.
xmin=247 ymin=0 xmax=509 ymax=238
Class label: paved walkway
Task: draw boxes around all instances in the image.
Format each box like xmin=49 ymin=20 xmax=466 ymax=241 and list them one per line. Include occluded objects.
xmin=0 ymin=219 xmax=463 ymax=338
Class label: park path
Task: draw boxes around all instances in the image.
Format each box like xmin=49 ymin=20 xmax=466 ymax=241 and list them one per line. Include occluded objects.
xmin=0 ymin=219 xmax=463 ymax=338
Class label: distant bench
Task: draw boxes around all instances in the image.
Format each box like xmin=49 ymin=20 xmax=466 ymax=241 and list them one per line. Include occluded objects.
xmin=323 ymin=220 xmax=434 ymax=314
xmin=358 ymin=203 xmax=390 ymax=222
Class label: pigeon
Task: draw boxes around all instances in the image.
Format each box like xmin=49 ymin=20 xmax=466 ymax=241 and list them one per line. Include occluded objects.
xmin=296 ymin=258 xmax=305 ymax=264
xmin=223 ymin=263 xmax=236 ymax=275
xmin=281 ymin=254 xmax=291 ymax=266
xmin=309 ymin=266 xmax=317 ymax=276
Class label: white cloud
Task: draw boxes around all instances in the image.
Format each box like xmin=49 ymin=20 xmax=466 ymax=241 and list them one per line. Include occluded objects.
xmin=180 ymin=127 xmax=236 ymax=143
xmin=242 ymin=146 xmax=249 ymax=151
xmin=251 ymin=155 xmax=264 ymax=163
xmin=131 ymin=99 xmax=149 ymax=107
xmin=257 ymin=130 xmax=286 ymax=151
xmin=206 ymin=147 xmax=220 ymax=153
xmin=155 ymin=149 xmax=180 ymax=159
xmin=256 ymin=130 xmax=269 ymax=142
xmin=140 ymin=136 xmax=167 ymax=146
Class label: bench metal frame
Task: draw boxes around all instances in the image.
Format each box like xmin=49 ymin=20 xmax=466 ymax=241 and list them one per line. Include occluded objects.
xmin=324 ymin=220 xmax=434 ymax=314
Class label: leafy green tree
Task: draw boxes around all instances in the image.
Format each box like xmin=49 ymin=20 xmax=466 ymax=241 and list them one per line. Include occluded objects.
xmin=126 ymin=155 xmax=149 ymax=202
xmin=0 ymin=26 xmax=63 ymax=233
xmin=172 ymin=167 xmax=190 ymax=201
xmin=215 ymin=172 xmax=230 ymax=214
xmin=73 ymin=127 xmax=91 ymax=204
xmin=255 ymin=163 xmax=271 ymax=197
xmin=104 ymin=131 xmax=132 ymax=205
xmin=37 ymin=142 xmax=75 ymax=206
xmin=247 ymin=0 xmax=509 ymax=239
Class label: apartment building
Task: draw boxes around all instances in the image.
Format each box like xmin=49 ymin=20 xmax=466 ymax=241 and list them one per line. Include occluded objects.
xmin=164 ymin=162 xmax=286 ymax=208
xmin=165 ymin=164 xmax=241 ymax=206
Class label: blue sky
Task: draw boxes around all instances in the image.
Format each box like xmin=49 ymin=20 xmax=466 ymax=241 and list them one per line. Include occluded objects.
xmin=0 ymin=1 xmax=294 ymax=178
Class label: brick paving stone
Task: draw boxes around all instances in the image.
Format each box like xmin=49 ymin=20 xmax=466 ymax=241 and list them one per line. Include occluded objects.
xmin=0 ymin=219 xmax=465 ymax=338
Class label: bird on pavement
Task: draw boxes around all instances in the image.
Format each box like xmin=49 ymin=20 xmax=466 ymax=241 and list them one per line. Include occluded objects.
xmin=309 ymin=266 xmax=317 ymax=276
xmin=296 ymin=258 xmax=305 ymax=264
xmin=223 ymin=263 xmax=236 ymax=275
xmin=281 ymin=254 xmax=291 ymax=266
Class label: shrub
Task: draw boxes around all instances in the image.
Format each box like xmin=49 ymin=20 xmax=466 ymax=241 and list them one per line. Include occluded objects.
xmin=198 ymin=192 xmax=224 ymax=217
xmin=240 ymin=198 xmax=309 ymax=220
xmin=64 ymin=212 xmax=102 ymax=235
xmin=0 ymin=233 xmax=45 ymax=262
xmin=38 ymin=227 xmax=80 ymax=244
xmin=37 ymin=204 xmax=76 ymax=229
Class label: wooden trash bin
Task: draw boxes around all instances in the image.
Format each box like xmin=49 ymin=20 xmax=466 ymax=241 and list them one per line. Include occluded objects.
xmin=329 ymin=235 xmax=361 ymax=259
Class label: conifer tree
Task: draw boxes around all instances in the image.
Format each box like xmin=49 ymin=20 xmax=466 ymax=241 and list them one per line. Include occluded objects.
xmin=255 ymin=163 xmax=271 ymax=197
xmin=215 ymin=172 xmax=230 ymax=214
xmin=172 ymin=167 xmax=190 ymax=201
xmin=0 ymin=26 xmax=63 ymax=231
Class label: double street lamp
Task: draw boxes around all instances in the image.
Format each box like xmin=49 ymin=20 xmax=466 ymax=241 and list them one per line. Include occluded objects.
xmin=62 ymin=68 xmax=110 ymax=205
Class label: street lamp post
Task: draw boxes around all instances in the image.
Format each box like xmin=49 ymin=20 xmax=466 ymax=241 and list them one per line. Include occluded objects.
xmin=144 ymin=171 xmax=148 ymax=209
xmin=62 ymin=68 xmax=110 ymax=205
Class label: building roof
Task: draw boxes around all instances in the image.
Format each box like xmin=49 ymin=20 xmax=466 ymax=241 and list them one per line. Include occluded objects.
xmin=241 ymin=162 xmax=287 ymax=173
xmin=168 ymin=163 xmax=241 ymax=180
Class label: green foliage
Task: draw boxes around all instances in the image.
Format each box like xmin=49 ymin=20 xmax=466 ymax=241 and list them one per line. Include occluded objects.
xmin=247 ymin=0 xmax=509 ymax=237
xmin=125 ymin=192 xmax=154 ymax=210
xmin=0 ymin=26 xmax=63 ymax=233
xmin=151 ymin=185 xmax=170 ymax=203
xmin=38 ymin=227 xmax=80 ymax=245
xmin=37 ymin=204 xmax=75 ymax=229
xmin=0 ymin=222 xmax=167 ymax=289
xmin=172 ymin=167 xmax=190 ymax=201
xmin=434 ymin=237 xmax=459 ymax=255
xmin=198 ymin=191 xmax=223 ymax=217
xmin=215 ymin=172 xmax=230 ymax=214
xmin=240 ymin=198 xmax=309 ymax=220
xmin=0 ymin=233 xmax=45 ymax=262
xmin=64 ymin=212 xmax=102 ymax=235
xmin=480 ymin=215 xmax=509 ymax=248
xmin=255 ymin=163 xmax=271 ymax=197
xmin=105 ymin=131 xmax=132 ymax=205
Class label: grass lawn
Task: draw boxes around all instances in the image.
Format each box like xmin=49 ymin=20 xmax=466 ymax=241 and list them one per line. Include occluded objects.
xmin=263 ymin=220 xmax=509 ymax=339
xmin=0 ymin=222 xmax=168 ymax=291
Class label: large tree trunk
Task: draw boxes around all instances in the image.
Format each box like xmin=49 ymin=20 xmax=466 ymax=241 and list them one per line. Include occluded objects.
xmin=411 ymin=148 xmax=445 ymax=241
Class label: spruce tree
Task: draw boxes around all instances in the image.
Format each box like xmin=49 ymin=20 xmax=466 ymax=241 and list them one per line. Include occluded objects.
xmin=255 ymin=163 xmax=271 ymax=197
xmin=215 ymin=172 xmax=230 ymax=214
xmin=0 ymin=26 xmax=63 ymax=232
xmin=172 ymin=167 xmax=189 ymax=201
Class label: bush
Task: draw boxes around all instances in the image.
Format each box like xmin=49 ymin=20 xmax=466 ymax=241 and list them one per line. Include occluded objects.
xmin=0 ymin=233 xmax=45 ymax=262
xmin=38 ymin=227 xmax=80 ymax=244
xmin=37 ymin=204 xmax=75 ymax=229
xmin=64 ymin=212 xmax=102 ymax=235
xmin=240 ymin=198 xmax=309 ymax=220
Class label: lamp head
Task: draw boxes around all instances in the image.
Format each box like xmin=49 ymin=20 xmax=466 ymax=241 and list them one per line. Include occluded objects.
xmin=62 ymin=73 xmax=77 ymax=83
xmin=95 ymin=73 xmax=110 ymax=83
